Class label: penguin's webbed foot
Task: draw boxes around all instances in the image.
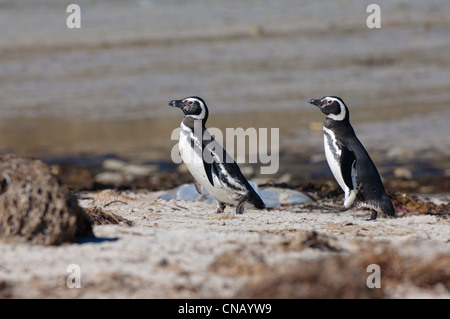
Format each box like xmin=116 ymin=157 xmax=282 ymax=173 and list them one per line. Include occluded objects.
xmin=236 ymin=194 xmax=249 ymax=215
xmin=366 ymin=210 xmax=378 ymax=221
xmin=216 ymin=202 xmax=226 ymax=214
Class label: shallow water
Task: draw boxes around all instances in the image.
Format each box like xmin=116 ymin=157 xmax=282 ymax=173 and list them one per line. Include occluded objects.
xmin=0 ymin=0 xmax=449 ymax=172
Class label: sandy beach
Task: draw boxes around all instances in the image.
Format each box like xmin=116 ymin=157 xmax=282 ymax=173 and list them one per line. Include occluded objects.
xmin=0 ymin=188 xmax=448 ymax=298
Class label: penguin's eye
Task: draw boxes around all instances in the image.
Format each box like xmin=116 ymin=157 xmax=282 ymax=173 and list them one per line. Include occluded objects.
xmin=327 ymin=99 xmax=332 ymax=104
xmin=188 ymin=101 xmax=193 ymax=105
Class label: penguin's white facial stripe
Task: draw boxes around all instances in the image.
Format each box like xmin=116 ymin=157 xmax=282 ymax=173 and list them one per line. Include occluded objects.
xmin=325 ymin=97 xmax=346 ymax=121
xmin=183 ymin=98 xmax=206 ymax=120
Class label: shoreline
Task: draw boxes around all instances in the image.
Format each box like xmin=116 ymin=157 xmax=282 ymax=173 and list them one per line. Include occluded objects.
xmin=2 ymin=109 xmax=449 ymax=194
xmin=39 ymin=148 xmax=450 ymax=195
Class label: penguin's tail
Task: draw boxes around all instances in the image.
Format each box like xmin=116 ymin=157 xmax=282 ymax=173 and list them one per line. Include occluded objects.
xmin=248 ymin=188 xmax=266 ymax=210
xmin=382 ymin=197 xmax=396 ymax=218
xmin=376 ymin=195 xmax=396 ymax=218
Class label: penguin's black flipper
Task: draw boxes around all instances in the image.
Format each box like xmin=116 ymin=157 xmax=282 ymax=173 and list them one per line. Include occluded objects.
xmin=340 ymin=144 xmax=357 ymax=191
xmin=202 ymin=133 xmax=216 ymax=187
xmin=202 ymin=133 xmax=241 ymax=189
xmin=201 ymin=129 xmax=264 ymax=210
xmin=203 ymin=160 xmax=215 ymax=187
xmin=209 ymin=144 xmax=250 ymax=192
xmin=211 ymin=157 xmax=244 ymax=191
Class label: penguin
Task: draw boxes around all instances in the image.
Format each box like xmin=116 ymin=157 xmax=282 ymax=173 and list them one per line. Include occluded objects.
xmin=169 ymin=96 xmax=265 ymax=214
xmin=308 ymin=96 xmax=396 ymax=220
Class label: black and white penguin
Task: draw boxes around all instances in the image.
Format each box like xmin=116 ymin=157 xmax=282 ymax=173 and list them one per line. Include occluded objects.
xmin=169 ymin=96 xmax=265 ymax=214
xmin=308 ymin=96 xmax=396 ymax=219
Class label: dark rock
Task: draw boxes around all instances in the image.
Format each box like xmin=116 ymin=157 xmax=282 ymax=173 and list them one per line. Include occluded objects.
xmin=0 ymin=154 xmax=93 ymax=245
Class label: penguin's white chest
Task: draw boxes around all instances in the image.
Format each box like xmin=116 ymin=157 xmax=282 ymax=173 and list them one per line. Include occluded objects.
xmin=179 ymin=125 xmax=205 ymax=177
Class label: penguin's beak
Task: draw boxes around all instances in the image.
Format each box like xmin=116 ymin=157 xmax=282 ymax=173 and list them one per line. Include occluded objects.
xmin=169 ymin=100 xmax=184 ymax=109
xmin=308 ymin=98 xmax=323 ymax=107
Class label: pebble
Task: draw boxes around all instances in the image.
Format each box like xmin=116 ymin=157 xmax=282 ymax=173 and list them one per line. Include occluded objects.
xmin=394 ymin=167 xmax=413 ymax=180
xmin=122 ymin=164 xmax=159 ymax=177
xmin=97 ymin=160 xmax=160 ymax=185
xmin=310 ymin=153 xmax=325 ymax=163
xmin=259 ymin=187 xmax=312 ymax=208
xmin=95 ymin=171 xmax=124 ymax=185
xmin=158 ymin=183 xmax=217 ymax=205
xmin=276 ymin=173 xmax=292 ymax=184
xmin=102 ymin=159 xmax=127 ymax=171
xmin=386 ymin=147 xmax=414 ymax=159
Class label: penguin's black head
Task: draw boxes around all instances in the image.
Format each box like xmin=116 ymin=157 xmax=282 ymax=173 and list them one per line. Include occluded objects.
xmin=169 ymin=96 xmax=209 ymax=122
xmin=308 ymin=96 xmax=349 ymax=122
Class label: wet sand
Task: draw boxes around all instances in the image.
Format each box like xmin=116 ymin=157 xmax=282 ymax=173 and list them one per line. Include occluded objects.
xmin=1 ymin=1 xmax=450 ymax=160
xmin=2 ymin=108 xmax=447 ymax=194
